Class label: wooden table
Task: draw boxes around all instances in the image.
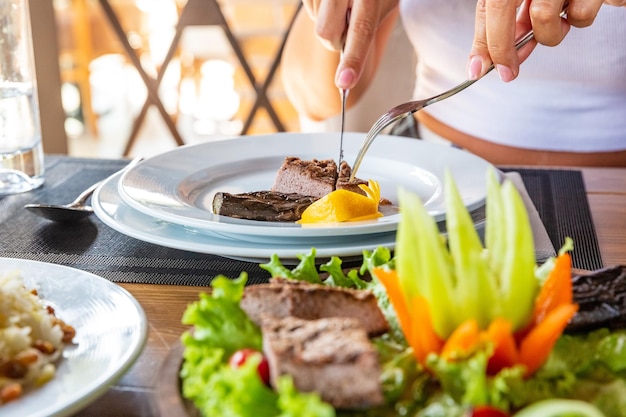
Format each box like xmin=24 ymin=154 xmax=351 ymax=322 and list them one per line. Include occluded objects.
xmin=68 ymin=166 xmax=626 ymax=416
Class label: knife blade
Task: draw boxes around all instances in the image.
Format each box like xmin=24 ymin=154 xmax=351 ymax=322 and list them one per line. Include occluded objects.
xmin=338 ymin=65 xmax=349 ymax=171
xmin=337 ymin=10 xmax=351 ymax=173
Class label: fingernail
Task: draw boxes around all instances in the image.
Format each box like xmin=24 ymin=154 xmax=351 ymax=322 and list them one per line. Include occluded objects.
xmin=336 ymin=68 xmax=356 ymax=90
xmin=496 ymin=64 xmax=514 ymax=82
xmin=467 ymin=55 xmax=483 ymax=80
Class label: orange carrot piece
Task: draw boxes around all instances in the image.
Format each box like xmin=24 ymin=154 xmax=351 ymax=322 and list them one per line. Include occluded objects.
xmin=410 ymin=295 xmax=444 ymax=364
xmin=373 ymin=267 xmax=413 ymax=341
xmin=440 ymin=319 xmax=480 ymax=361
xmin=532 ymin=253 xmax=573 ymax=325
xmin=519 ymin=303 xmax=579 ymax=376
xmin=373 ymin=267 xmax=444 ymax=364
xmin=484 ymin=318 xmax=519 ymax=375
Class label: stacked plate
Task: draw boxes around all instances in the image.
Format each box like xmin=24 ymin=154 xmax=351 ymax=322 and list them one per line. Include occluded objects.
xmin=93 ymin=132 xmax=493 ymax=264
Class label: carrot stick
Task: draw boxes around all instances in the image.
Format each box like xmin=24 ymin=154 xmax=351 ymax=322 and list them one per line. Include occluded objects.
xmin=410 ymin=295 xmax=444 ymax=364
xmin=519 ymin=303 xmax=578 ymax=376
xmin=373 ymin=267 xmax=413 ymax=341
xmin=440 ymin=319 xmax=480 ymax=361
xmin=374 ymin=267 xmax=444 ymax=364
xmin=484 ymin=318 xmax=519 ymax=375
xmin=532 ymin=253 xmax=573 ymax=325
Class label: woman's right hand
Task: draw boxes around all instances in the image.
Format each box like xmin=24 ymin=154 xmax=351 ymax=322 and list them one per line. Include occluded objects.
xmin=468 ymin=0 xmax=625 ymax=82
xmin=302 ymin=0 xmax=400 ymax=90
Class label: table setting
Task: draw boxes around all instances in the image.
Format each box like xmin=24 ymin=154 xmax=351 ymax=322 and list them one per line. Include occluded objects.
xmin=0 ymin=129 xmax=623 ymax=416
xmin=1 ymin=0 xmax=625 ymax=413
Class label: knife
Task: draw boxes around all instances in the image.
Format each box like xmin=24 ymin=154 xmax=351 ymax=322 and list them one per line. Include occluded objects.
xmin=337 ymin=10 xmax=351 ymax=173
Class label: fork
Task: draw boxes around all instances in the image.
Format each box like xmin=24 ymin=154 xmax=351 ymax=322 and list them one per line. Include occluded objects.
xmin=349 ymin=14 xmax=563 ymax=181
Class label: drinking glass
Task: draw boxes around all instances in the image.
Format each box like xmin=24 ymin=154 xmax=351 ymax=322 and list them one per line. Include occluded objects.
xmin=0 ymin=0 xmax=44 ymax=195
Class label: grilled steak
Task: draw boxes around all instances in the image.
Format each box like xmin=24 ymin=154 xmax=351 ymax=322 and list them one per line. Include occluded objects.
xmin=241 ymin=278 xmax=389 ymax=337
xmin=336 ymin=161 xmax=368 ymax=196
xmin=272 ymin=157 xmax=338 ymax=199
xmin=212 ymin=191 xmax=317 ymax=221
xmin=212 ymin=156 xmax=385 ymax=221
xmin=261 ymin=316 xmax=384 ymax=409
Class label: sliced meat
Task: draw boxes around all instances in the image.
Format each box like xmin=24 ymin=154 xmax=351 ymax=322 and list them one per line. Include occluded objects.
xmin=337 ymin=161 xmax=392 ymax=205
xmin=272 ymin=157 xmax=337 ymax=199
xmin=336 ymin=160 xmax=368 ymax=196
xmin=261 ymin=316 xmax=384 ymax=409
xmin=212 ymin=191 xmax=317 ymax=222
xmin=241 ymin=278 xmax=389 ymax=337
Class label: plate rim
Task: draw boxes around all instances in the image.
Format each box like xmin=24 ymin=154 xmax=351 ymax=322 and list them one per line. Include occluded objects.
xmin=93 ymin=171 xmax=397 ymax=264
xmin=0 ymin=258 xmax=148 ymax=417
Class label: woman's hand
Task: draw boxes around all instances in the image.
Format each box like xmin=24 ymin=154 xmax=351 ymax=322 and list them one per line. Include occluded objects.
xmin=467 ymin=0 xmax=624 ymax=82
xmin=302 ymin=0 xmax=399 ymax=90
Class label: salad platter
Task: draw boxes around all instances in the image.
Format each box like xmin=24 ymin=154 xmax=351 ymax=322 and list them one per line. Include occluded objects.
xmin=154 ymin=170 xmax=626 ymax=417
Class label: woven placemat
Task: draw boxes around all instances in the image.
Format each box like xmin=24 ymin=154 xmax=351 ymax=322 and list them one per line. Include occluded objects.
xmin=503 ymin=168 xmax=603 ymax=271
xmin=0 ymin=157 xmax=270 ymax=286
xmin=0 ymin=157 xmax=602 ymax=286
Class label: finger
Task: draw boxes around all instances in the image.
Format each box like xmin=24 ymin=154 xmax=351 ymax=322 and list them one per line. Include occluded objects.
xmin=514 ymin=0 xmax=538 ymax=65
xmin=468 ymin=0 xmax=490 ymax=80
xmin=528 ymin=0 xmax=570 ymax=46
xmin=315 ymin=0 xmax=351 ymax=51
xmin=485 ymin=0 xmax=522 ymax=82
xmin=335 ymin=0 xmax=379 ymax=89
xmin=566 ymin=0 xmax=603 ymax=27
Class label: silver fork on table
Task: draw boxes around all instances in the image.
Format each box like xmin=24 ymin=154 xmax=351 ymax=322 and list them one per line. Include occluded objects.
xmin=349 ymin=9 xmax=567 ymax=181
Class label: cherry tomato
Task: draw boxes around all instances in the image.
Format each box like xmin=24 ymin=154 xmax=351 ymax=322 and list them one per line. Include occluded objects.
xmin=469 ymin=405 xmax=510 ymax=417
xmin=228 ymin=348 xmax=270 ymax=385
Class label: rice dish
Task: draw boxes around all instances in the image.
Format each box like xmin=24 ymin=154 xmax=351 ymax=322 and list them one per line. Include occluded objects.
xmin=0 ymin=270 xmax=76 ymax=404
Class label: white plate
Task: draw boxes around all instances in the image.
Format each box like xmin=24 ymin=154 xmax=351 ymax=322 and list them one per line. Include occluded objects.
xmin=0 ymin=258 xmax=147 ymax=417
xmin=94 ymin=172 xmax=396 ymax=264
xmin=118 ymin=132 xmax=492 ymax=239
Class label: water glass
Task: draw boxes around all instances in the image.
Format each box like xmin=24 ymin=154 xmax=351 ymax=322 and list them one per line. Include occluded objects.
xmin=0 ymin=0 xmax=44 ymax=195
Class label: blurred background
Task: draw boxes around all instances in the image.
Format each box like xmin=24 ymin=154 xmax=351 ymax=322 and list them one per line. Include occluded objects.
xmin=37 ymin=0 xmax=414 ymax=159
xmin=48 ymin=0 xmax=301 ymax=158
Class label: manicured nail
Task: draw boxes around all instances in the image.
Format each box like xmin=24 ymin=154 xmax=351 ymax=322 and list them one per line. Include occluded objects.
xmin=336 ymin=68 xmax=356 ymax=90
xmin=496 ymin=64 xmax=514 ymax=82
xmin=467 ymin=55 xmax=483 ymax=80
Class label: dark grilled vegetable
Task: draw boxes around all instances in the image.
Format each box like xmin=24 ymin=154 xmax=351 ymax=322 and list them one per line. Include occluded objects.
xmin=566 ymin=265 xmax=626 ymax=333
xmin=212 ymin=191 xmax=317 ymax=222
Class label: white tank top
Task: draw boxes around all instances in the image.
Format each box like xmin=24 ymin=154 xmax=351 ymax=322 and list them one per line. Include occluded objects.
xmin=399 ymin=0 xmax=626 ymax=152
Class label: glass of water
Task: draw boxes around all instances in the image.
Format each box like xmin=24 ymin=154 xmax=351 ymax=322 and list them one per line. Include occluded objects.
xmin=0 ymin=0 xmax=44 ymax=195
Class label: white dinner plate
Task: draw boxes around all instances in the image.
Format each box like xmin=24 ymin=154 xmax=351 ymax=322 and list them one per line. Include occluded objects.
xmin=0 ymin=258 xmax=147 ymax=417
xmin=94 ymin=172 xmax=397 ymax=264
xmin=118 ymin=132 xmax=493 ymax=240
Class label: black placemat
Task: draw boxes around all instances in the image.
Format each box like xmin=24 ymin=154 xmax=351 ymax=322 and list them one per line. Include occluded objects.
xmin=502 ymin=168 xmax=603 ymax=271
xmin=0 ymin=157 xmax=271 ymax=286
xmin=0 ymin=157 xmax=603 ymax=286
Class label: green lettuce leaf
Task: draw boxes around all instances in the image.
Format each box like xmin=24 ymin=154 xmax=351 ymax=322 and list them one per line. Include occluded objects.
xmin=181 ymin=274 xmax=262 ymax=355
xmin=276 ymin=376 xmax=335 ymax=417
xmin=260 ymin=249 xmax=323 ymax=284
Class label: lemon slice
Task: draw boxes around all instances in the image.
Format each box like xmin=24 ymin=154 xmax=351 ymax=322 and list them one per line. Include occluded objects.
xmin=298 ymin=180 xmax=383 ymax=224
